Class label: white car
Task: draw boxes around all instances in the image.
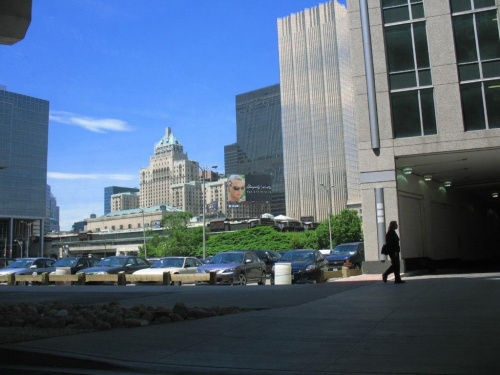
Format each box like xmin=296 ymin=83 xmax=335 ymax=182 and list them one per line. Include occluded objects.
xmin=133 ymin=256 xmax=203 ymax=283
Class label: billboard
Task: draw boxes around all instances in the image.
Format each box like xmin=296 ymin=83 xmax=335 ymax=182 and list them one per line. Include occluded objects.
xmin=227 ymin=174 xmax=272 ymax=203
xmin=227 ymin=174 xmax=246 ymax=202
xmin=245 ymin=174 xmax=272 ymax=202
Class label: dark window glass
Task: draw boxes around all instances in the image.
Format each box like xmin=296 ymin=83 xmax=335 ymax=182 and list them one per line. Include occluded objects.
xmin=414 ymin=22 xmax=430 ymax=68
xmin=384 ymin=6 xmax=410 ymax=23
xmin=452 ymin=15 xmax=478 ymax=64
xmin=476 ymin=10 xmax=500 ymax=60
xmin=450 ymin=0 xmax=472 ymax=13
xmin=485 ymin=80 xmax=500 ymax=128
xmin=411 ymin=3 xmax=425 ymax=19
xmin=382 ymin=0 xmax=408 ymax=7
xmin=459 ymin=63 xmax=480 ymax=80
xmin=391 ymin=90 xmax=422 ymax=137
xmin=385 ymin=24 xmax=414 ymax=72
xmin=460 ymin=82 xmax=486 ymax=130
xmin=390 ymin=71 xmax=417 ymax=89
xmin=418 ymin=69 xmax=432 ymax=86
xmin=420 ymin=89 xmax=437 ymax=135
xmin=474 ymin=0 xmax=496 ymax=9
xmin=482 ymin=61 xmax=500 ymax=79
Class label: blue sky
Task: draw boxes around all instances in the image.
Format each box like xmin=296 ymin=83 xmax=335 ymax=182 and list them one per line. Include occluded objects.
xmin=1 ymin=0 xmax=346 ymax=230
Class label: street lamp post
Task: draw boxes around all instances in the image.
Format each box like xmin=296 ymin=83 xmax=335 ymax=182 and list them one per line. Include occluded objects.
xmin=200 ymin=165 xmax=217 ymax=260
xmin=320 ymin=184 xmax=334 ymax=253
xmin=141 ymin=209 xmax=147 ymax=259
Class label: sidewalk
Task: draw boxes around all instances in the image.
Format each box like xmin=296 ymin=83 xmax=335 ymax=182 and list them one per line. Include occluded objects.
xmin=1 ymin=271 xmax=499 ymax=374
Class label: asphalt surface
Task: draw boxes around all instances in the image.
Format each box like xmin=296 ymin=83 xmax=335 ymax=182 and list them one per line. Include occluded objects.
xmin=0 ymin=271 xmax=498 ymax=374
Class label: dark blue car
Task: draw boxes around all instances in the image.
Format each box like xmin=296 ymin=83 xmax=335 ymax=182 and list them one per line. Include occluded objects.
xmin=325 ymin=242 xmax=364 ymax=270
xmin=271 ymin=249 xmax=328 ymax=284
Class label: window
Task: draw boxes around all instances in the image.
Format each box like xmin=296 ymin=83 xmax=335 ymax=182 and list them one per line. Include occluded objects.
xmin=450 ymin=0 xmax=500 ymax=130
xmin=382 ymin=0 xmax=437 ymax=137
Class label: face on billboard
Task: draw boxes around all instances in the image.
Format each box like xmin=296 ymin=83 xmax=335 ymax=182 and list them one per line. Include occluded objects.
xmin=227 ymin=174 xmax=246 ymax=202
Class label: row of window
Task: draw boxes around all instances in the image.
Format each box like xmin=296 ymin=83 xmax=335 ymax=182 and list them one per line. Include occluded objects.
xmin=381 ymin=0 xmax=499 ymax=137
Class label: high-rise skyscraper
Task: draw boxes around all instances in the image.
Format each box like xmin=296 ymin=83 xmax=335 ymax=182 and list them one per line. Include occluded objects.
xmin=277 ymin=0 xmax=360 ymax=222
xmin=228 ymin=84 xmax=285 ymax=216
xmin=0 ymin=87 xmax=49 ymax=255
xmin=140 ymin=127 xmax=199 ymax=209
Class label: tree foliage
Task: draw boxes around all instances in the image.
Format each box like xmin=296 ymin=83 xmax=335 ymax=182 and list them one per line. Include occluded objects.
xmin=141 ymin=209 xmax=363 ymax=257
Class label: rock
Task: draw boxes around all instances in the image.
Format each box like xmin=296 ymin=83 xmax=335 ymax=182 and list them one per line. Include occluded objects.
xmin=124 ymin=318 xmax=142 ymax=327
xmin=189 ymin=308 xmax=209 ymax=319
xmin=56 ymin=309 xmax=68 ymax=318
xmin=173 ymin=302 xmax=188 ymax=319
xmin=170 ymin=313 xmax=184 ymax=322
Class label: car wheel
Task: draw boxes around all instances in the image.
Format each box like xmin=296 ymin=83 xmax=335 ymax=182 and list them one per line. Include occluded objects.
xmin=258 ymin=272 xmax=266 ymax=285
xmin=237 ymin=273 xmax=247 ymax=286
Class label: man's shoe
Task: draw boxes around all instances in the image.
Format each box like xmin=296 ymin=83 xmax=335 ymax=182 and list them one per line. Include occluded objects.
xmin=395 ymin=280 xmax=405 ymax=284
xmin=382 ymin=274 xmax=387 ymax=283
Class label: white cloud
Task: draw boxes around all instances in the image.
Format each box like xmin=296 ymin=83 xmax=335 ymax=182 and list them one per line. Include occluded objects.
xmin=50 ymin=111 xmax=133 ymax=133
xmin=48 ymin=172 xmax=135 ymax=181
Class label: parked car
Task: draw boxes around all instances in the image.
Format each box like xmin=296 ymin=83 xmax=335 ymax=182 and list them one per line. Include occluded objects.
xmin=325 ymin=242 xmax=364 ymax=270
xmin=0 ymin=258 xmax=15 ymax=268
xmin=50 ymin=256 xmax=98 ymax=274
xmin=196 ymin=250 xmax=266 ymax=285
xmin=249 ymin=250 xmax=282 ymax=275
xmin=76 ymin=256 xmax=150 ymax=275
xmin=0 ymin=257 xmax=57 ymax=276
xmin=133 ymin=256 xmax=203 ymax=284
xmin=271 ymin=249 xmax=328 ymax=284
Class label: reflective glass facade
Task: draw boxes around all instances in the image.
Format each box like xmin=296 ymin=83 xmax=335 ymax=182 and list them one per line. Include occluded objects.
xmin=234 ymin=84 xmax=285 ymax=215
xmin=277 ymin=1 xmax=359 ymax=222
xmin=0 ymin=89 xmax=49 ymax=219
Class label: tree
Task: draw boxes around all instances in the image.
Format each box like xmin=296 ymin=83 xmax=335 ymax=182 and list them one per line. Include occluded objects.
xmin=140 ymin=212 xmax=203 ymax=257
xmin=331 ymin=209 xmax=363 ymax=245
xmin=315 ymin=209 xmax=363 ymax=249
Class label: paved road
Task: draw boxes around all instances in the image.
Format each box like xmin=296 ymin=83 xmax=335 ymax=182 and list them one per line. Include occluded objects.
xmin=1 ymin=272 xmax=498 ymax=374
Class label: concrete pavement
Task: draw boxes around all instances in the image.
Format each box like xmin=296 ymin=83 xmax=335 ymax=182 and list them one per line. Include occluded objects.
xmin=1 ymin=271 xmax=499 ymax=374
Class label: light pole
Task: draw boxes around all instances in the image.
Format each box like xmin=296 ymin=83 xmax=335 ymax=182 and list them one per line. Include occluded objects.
xmin=141 ymin=208 xmax=147 ymax=259
xmin=200 ymin=165 xmax=217 ymax=260
xmin=320 ymin=184 xmax=334 ymax=253
xmin=20 ymin=221 xmax=33 ymax=257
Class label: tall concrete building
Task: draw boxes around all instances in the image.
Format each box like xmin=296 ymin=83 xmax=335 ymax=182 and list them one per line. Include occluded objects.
xmin=111 ymin=192 xmax=139 ymax=213
xmin=0 ymin=87 xmax=49 ymax=257
xmin=104 ymin=186 xmax=139 ymax=215
xmin=348 ymin=0 xmax=500 ymax=272
xmin=278 ymin=0 xmax=360 ymax=223
xmin=140 ymin=127 xmax=199 ymax=209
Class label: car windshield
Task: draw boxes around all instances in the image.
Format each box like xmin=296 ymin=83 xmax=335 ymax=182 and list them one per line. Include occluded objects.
xmin=6 ymin=259 xmax=34 ymax=268
xmin=210 ymin=253 xmax=244 ymax=264
xmin=151 ymin=258 xmax=184 ymax=268
xmin=280 ymin=251 xmax=314 ymax=261
xmin=97 ymin=257 xmax=127 ymax=267
xmin=332 ymin=245 xmax=357 ymax=255
xmin=54 ymin=258 xmax=77 ymax=267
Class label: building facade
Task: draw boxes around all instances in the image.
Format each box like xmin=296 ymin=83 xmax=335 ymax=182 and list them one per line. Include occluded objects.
xmin=111 ymin=192 xmax=139 ymax=212
xmin=47 ymin=184 xmax=60 ymax=233
xmin=348 ymin=0 xmax=500 ymax=272
xmin=231 ymin=84 xmax=286 ymax=216
xmin=278 ymin=0 xmax=360 ymax=223
xmin=104 ymin=186 xmax=139 ymax=215
xmin=0 ymin=87 xmax=49 ymax=257
xmin=140 ymin=127 xmax=199 ymax=209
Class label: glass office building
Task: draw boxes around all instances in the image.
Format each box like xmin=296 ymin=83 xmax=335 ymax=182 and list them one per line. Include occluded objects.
xmin=229 ymin=84 xmax=286 ymax=216
xmin=277 ymin=0 xmax=359 ymax=222
xmin=0 ymin=87 xmax=49 ymax=256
